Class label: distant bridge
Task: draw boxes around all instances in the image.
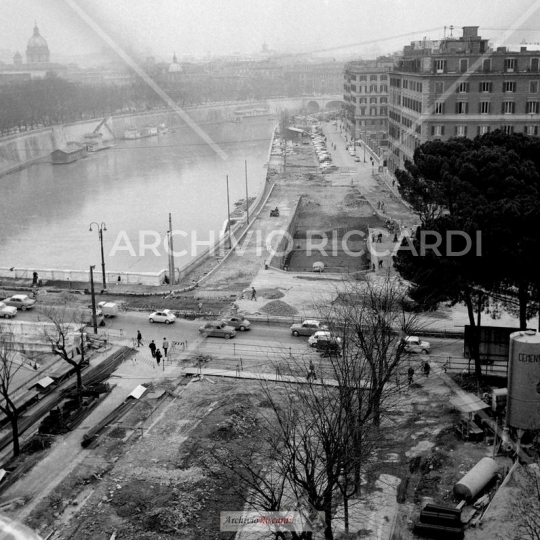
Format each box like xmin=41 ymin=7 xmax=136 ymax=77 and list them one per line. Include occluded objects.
xmin=267 ymin=95 xmax=344 ymax=114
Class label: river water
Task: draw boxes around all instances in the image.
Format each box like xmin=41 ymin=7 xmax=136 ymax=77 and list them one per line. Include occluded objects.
xmin=0 ymin=119 xmax=275 ymax=274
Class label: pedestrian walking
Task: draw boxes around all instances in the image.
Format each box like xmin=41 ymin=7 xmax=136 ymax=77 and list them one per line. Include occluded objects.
xmin=149 ymin=340 xmax=156 ymax=358
xmin=377 ymin=233 xmax=383 ymax=243
xmin=393 ymin=233 xmax=399 ymax=243
xmin=378 ymin=260 xmax=383 ymax=269
xmin=198 ymin=302 xmax=203 ymax=313
xmin=407 ymin=367 xmax=414 ymax=386
xmin=307 ymin=360 xmax=317 ymax=382
xmin=155 ymin=349 xmax=162 ymax=366
xmin=423 ymin=360 xmax=431 ymax=378
xmin=251 ymin=287 xmax=257 ymax=301
xmin=162 ymin=337 xmax=169 ymax=358
xmin=136 ymin=330 xmax=142 ymax=347
xmin=32 ymin=271 xmax=38 ymax=286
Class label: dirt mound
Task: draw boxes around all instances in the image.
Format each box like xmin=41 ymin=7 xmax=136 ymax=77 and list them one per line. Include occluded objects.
xmin=260 ymin=300 xmax=298 ymax=316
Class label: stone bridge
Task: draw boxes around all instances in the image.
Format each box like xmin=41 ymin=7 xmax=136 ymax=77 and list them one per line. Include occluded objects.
xmin=267 ymin=95 xmax=344 ymax=115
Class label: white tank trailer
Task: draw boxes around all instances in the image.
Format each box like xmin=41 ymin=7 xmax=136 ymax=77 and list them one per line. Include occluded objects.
xmin=507 ymin=330 xmax=540 ymax=431
xmin=453 ymin=457 xmax=499 ymax=502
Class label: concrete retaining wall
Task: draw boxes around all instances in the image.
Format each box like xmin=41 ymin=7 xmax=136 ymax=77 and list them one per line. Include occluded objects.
xmin=266 ymin=195 xmax=304 ymax=270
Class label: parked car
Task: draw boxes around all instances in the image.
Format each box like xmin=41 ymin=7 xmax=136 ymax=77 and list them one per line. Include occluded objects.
xmin=148 ymin=309 xmax=176 ymax=324
xmin=0 ymin=302 xmax=17 ymax=319
xmin=221 ymin=315 xmax=251 ymax=331
xmin=308 ymin=330 xmax=342 ymax=347
xmin=199 ymin=321 xmax=236 ymax=339
xmin=3 ymin=294 xmax=36 ymax=311
xmin=290 ymin=319 xmax=328 ymax=337
xmin=402 ymin=336 xmax=431 ymax=354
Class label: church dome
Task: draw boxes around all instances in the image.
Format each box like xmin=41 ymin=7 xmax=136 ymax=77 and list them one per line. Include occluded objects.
xmin=27 ymin=25 xmax=48 ymax=49
xmin=26 ymin=24 xmax=50 ymax=64
xmin=168 ymin=53 xmax=182 ymax=73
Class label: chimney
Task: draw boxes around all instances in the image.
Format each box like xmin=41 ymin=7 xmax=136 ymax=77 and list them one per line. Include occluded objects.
xmin=462 ymin=26 xmax=479 ymax=39
xmin=521 ymin=46 xmax=528 ymax=52
xmin=497 ymin=47 xmax=507 ymax=52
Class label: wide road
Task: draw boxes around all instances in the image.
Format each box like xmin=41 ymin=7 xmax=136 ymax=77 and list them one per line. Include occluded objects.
xmin=9 ymin=307 xmax=465 ymax=374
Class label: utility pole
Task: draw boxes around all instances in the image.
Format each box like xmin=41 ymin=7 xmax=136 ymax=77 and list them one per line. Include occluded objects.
xmin=226 ymin=175 xmax=232 ymax=249
xmin=245 ymin=160 xmax=249 ymax=225
xmin=168 ymin=213 xmax=175 ymax=285
xmin=89 ymin=265 xmax=98 ymax=335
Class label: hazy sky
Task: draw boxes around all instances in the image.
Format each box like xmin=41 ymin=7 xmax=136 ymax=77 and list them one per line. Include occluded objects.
xmin=1 ymin=0 xmax=540 ymax=61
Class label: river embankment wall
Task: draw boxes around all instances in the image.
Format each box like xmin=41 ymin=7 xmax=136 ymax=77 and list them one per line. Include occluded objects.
xmin=0 ymin=100 xmax=285 ymax=179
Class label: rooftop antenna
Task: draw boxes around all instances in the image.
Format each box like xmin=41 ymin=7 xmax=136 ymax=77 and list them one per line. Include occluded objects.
xmin=449 ymin=25 xmax=454 ymax=38
xmin=444 ymin=26 xmax=447 ymax=39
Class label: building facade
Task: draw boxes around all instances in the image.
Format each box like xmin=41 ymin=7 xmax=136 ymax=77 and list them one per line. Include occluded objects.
xmin=387 ymin=26 xmax=540 ymax=174
xmin=343 ymin=58 xmax=393 ymax=144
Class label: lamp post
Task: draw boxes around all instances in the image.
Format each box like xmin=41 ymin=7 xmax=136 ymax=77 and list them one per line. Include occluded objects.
xmin=89 ymin=265 xmax=98 ymax=335
xmin=89 ymin=222 xmax=107 ymax=291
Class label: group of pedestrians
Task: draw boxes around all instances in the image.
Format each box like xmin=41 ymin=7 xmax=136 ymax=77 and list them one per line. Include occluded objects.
xmin=407 ymin=361 xmax=431 ymax=386
xmin=136 ymin=331 xmax=170 ymax=366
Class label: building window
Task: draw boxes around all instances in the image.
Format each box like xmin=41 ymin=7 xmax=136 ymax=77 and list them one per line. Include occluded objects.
xmin=359 ymin=98 xmax=367 ymax=104
xmin=479 ymin=101 xmax=491 ymax=114
xmin=477 ymin=125 xmax=491 ymax=135
xmin=459 ymin=59 xmax=468 ymax=72
xmin=482 ymin=58 xmax=491 ymax=72
xmin=435 ymin=82 xmax=444 ymax=94
xmin=505 ymin=58 xmax=517 ymax=72
xmin=503 ymin=81 xmax=516 ymax=93
xmin=431 ymin=125 xmax=445 ymax=136
xmin=456 ymin=101 xmax=468 ymax=114
xmin=359 ymin=75 xmax=367 ymax=81
xmin=527 ymin=101 xmax=539 ymax=113
xmin=380 ymin=74 xmax=388 ymax=81
xmin=530 ymin=81 xmax=539 ymax=93
xmin=434 ymin=59 xmax=446 ymax=73
xmin=360 ymin=107 xmax=366 ymax=116
xmin=370 ymin=107 xmax=377 ymax=116
xmin=434 ymin=102 xmax=444 ymax=114
xmin=370 ymin=85 xmax=377 ymax=93
xmin=456 ymin=125 xmax=468 ymax=137
xmin=380 ymin=97 xmax=387 ymax=104
xmin=380 ymin=107 xmax=387 ymax=116
xmin=370 ymin=97 xmax=377 ymax=104
xmin=370 ymin=74 xmax=378 ymax=81
xmin=526 ymin=125 xmax=538 ymax=135
xmin=350 ymin=84 xmax=356 ymax=92
xmin=531 ymin=58 xmax=539 ymax=72
xmin=479 ymin=81 xmax=492 ymax=93
xmin=380 ymin=85 xmax=388 ymax=92
xmin=403 ymin=80 xmax=408 ymax=89
xmin=502 ymin=101 xmax=515 ymax=114
xmin=457 ymin=82 xmax=469 ymax=93
xmin=502 ymin=125 xmax=514 ymax=134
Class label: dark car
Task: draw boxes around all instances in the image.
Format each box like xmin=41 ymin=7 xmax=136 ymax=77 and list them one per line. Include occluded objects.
xmin=199 ymin=321 xmax=236 ymax=339
xmin=3 ymin=294 xmax=36 ymax=311
xmin=221 ymin=315 xmax=251 ymax=331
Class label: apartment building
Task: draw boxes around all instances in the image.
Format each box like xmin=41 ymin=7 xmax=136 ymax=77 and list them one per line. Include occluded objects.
xmin=343 ymin=58 xmax=394 ymax=143
xmin=387 ymin=26 xmax=540 ymax=174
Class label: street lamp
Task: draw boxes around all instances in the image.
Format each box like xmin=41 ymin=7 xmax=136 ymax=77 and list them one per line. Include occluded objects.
xmin=89 ymin=265 xmax=98 ymax=335
xmin=89 ymin=222 xmax=107 ymax=291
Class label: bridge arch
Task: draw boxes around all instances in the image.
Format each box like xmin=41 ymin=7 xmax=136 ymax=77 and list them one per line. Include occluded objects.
xmin=324 ymin=100 xmax=344 ymax=111
xmin=305 ymin=101 xmax=320 ymax=114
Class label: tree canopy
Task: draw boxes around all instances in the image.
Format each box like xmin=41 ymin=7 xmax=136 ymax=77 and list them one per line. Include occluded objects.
xmin=395 ymin=130 xmax=540 ymax=332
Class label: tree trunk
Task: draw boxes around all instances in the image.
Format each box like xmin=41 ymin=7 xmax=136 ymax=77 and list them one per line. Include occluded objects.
xmin=519 ymin=283 xmax=529 ymax=330
xmin=464 ymin=291 xmax=483 ymax=381
xmin=10 ymin=414 xmax=20 ymax=457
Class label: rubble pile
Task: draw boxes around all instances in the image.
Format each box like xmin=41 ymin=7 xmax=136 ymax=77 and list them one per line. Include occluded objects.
xmin=260 ymin=299 xmax=298 ymax=316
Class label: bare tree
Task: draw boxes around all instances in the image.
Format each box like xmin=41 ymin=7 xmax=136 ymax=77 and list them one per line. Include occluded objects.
xmin=0 ymin=331 xmax=29 ymax=457
xmin=38 ymin=305 xmax=88 ymax=408
xmin=319 ymin=274 xmax=427 ymax=428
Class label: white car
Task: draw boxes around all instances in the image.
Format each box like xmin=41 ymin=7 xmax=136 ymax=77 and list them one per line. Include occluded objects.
xmin=0 ymin=302 xmax=17 ymax=319
xmin=308 ymin=331 xmax=342 ymax=347
xmin=403 ymin=336 xmax=431 ymax=354
xmin=148 ymin=309 xmax=176 ymax=324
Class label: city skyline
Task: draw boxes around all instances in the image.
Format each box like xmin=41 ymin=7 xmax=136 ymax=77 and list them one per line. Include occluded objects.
xmin=1 ymin=0 xmax=540 ymax=64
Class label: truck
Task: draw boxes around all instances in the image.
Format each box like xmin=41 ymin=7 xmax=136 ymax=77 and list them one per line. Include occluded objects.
xmin=97 ymin=301 xmax=119 ymax=318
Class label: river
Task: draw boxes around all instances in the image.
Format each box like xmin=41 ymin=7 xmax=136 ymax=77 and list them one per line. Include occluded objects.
xmin=0 ymin=119 xmax=275 ymax=274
